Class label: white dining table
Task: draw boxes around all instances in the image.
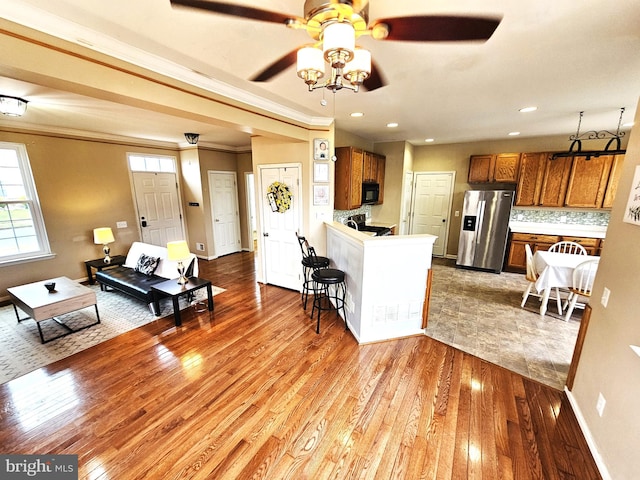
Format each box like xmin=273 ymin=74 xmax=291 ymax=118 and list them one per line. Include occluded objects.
xmin=532 ymin=250 xmax=600 ymax=316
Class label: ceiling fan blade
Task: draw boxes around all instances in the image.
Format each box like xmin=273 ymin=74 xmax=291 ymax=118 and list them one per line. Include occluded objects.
xmin=170 ymin=0 xmax=301 ymax=25
xmin=372 ymin=15 xmax=501 ymax=42
xmin=362 ymin=61 xmax=386 ymax=91
xmin=250 ymin=50 xmax=298 ymax=82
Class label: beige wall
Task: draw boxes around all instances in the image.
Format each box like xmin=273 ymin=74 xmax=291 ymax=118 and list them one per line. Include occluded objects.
xmin=0 ymin=130 xmax=178 ymax=296
xmin=570 ymin=99 xmax=640 ymax=480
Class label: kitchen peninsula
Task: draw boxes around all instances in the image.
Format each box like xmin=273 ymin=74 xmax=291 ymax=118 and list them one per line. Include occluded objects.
xmin=325 ymin=222 xmax=437 ymax=343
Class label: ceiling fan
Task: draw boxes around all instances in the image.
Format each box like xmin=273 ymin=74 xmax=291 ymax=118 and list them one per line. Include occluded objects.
xmin=170 ymin=0 xmax=501 ymax=93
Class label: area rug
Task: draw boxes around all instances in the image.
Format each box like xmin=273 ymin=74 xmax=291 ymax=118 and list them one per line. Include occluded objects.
xmin=0 ymin=284 xmax=225 ymax=385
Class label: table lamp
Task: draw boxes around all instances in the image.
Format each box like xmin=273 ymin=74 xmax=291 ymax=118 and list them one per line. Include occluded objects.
xmin=167 ymin=240 xmax=191 ymax=285
xmin=93 ymin=227 xmax=115 ymax=264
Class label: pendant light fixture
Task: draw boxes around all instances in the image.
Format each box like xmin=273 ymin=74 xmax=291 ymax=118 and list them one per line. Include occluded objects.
xmin=552 ymin=108 xmax=627 ymax=160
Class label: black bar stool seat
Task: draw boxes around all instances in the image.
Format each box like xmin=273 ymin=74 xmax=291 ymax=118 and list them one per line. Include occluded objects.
xmin=308 ymin=247 xmax=347 ymax=334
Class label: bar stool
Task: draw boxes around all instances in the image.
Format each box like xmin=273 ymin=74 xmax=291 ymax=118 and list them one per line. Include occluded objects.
xmin=296 ymin=232 xmax=329 ymax=310
xmin=308 ymin=246 xmax=347 ymax=334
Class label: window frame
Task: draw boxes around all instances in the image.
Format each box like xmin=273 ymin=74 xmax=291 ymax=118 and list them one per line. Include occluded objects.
xmin=0 ymin=142 xmax=52 ymax=266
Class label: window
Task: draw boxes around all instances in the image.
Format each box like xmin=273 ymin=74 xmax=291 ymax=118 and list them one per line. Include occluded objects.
xmin=128 ymin=153 xmax=176 ymax=173
xmin=0 ymin=142 xmax=51 ymax=264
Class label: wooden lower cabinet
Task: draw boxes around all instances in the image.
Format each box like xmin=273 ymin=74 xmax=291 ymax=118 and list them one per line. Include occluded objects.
xmin=506 ymin=233 xmax=560 ymax=272
xmin=506 ymin=232 xmax=601 ymax=272
xmin=560 ymin=236 xmax=600 ymax=255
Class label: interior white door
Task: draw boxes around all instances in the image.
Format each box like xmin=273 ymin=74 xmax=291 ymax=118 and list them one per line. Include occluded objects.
xmin=259 ymin=165 xmax=301 ymax=291
xmin=410 ymin=172 xmax=454 ymax=257
xmin=132 ymin=172 xmax=184 ymax=246
xmin=208 ymin=171 xmax=242 ymax=257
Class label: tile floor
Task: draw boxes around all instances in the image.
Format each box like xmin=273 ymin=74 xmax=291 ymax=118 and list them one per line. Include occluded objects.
xmin=426 ymin=258 xmax=581 ymax=390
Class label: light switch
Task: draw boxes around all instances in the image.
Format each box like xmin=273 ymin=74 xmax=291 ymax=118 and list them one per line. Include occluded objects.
xmin=116 ymin=221 xmax=127 ymax=229
xmin=601 ymin=287 xmax=610 ymax=308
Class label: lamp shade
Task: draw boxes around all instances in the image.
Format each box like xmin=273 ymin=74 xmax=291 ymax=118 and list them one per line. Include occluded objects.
xmin=323 ymin=22 xmax=355 ymax=66
xmin=93 ymin=227 xmax=115 ymax=245
xmin=344 ymin=47 xmax=371 ymax=84
xmin=167 ymin=240 xmax=191 ymax=261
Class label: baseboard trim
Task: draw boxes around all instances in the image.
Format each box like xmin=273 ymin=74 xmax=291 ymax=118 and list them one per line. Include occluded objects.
xmin=564 ymin=387 xmax=611 ymax=480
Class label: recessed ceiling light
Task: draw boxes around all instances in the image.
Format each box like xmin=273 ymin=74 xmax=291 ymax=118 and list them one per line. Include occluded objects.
xmin=387 ymin=122 xmax=398 ymax=128
xmin=508 ymin=131 xmax=521 ymax=136
xmin=623 ymin=121 xmax=635 ymax=127
xmin=425 ymin=138 xmax=435 ymax=143
xmin=350 ymin=112 xmax=364 ymax=117
xmin=519 ymin=106 xmax=537 ymax=113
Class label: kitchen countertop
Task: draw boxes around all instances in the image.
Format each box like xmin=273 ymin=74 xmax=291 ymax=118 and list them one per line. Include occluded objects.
xmin=509 ymin=221 xmax=607 ymax=238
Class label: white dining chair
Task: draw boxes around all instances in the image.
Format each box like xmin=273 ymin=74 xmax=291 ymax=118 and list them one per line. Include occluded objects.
xmin=521 ymin=244 xmax=563 ymax=314
xmin=548 ymin=241 xmax=587 ymax=255
xmin=563 ymin=259 xmax=599 ymax=321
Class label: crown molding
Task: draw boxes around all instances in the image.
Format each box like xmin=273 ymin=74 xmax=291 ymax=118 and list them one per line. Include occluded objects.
xmin=1 ymin=0 xmax=333 ymax=129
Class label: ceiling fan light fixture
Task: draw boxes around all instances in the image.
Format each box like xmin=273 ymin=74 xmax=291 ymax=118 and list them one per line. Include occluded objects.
xmin=297 ymin=46 xmax=325 ymax=86
xmin=322 ymin=22 xmax=355 ymax=68
xmin=343 ymin=47 xmax=371 ymax=85
xmin=184 ymin=132 xmax=199 ymax=144
xmin=0 ymin=95 xmax=28 ymax=116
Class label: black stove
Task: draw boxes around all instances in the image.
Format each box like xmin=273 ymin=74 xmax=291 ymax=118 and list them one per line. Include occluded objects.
xmin=347 ymin=214 xmax=392 ymax=236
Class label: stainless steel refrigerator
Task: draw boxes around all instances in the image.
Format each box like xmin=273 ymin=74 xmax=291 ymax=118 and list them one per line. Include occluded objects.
xmin=456 ymin=190 xmax=514 ymax=273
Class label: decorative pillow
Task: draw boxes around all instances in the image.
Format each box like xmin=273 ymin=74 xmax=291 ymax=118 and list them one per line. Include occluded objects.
xmin=134 ymin=253 xmax=160 ymax=276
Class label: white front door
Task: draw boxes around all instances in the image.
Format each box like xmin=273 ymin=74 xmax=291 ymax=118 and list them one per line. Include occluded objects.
xmin=208 ymin=171 xmax=242 ymax=258
xmin=259 ymin=165 xmax=301 ymax=291
xmin=410 ymin=172 xmax=455 ymax=257
xmin=132 ymin=172 xmax=184 ymax=246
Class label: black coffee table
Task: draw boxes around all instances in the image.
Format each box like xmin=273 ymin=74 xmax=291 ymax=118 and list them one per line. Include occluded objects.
xmin=151 ymin=277 xmax=213 ymax=326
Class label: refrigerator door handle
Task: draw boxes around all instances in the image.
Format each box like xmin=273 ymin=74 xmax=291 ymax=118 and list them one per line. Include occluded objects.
xmin=475 ymin=200 xmax=486 ymax=244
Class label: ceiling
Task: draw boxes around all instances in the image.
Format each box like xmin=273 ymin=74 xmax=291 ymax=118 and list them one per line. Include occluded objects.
xmin=1 ymin=0 xmax=639 ymax=150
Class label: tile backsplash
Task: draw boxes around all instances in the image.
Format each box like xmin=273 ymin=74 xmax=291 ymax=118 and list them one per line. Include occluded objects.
xmin=511 ymin=208 xmax=610 ymax=226
xmin=334 ymin=205 xmax=372 ymax=224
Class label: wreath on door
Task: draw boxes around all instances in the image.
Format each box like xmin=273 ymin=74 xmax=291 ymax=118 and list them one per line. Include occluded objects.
xmin=267 ymin=181 xmax=292 ymax=213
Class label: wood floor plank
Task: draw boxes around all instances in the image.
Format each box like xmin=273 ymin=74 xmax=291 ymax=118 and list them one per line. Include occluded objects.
xmin=0 ymin=251 xmax=602 ymax=479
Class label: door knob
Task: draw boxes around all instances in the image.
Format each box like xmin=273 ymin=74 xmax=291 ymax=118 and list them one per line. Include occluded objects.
xmin=263 ymin=232 xmax=269 ymax=237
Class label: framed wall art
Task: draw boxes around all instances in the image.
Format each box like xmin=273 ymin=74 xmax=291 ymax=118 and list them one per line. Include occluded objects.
xmin=623 ymin=165 xmax=640 ymax=225
xmin=313 ymin=185 xmax=330 ymax=206
xmin=313 ymin=162 xmax=329 ymax=183
xmin=314 ymin=138 xmax=329 ymax=160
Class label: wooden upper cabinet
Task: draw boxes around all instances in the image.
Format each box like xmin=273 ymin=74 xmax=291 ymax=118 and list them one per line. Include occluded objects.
xmin=539 ymin=156 xmax=573 ymax=207
xmin=493 ymin=153 xmax=521 ymax=183
xmin=468 ymin=154 xmax=494 ymax=183
xmin=363 ymin=151 xmax=379 ymax=182
xmin=334 ymin=147 xmax=364 ymax=210
xmin=515 ymin=152 xmax=548 ymax=206
xmin=468 ymin=153 xmax=520 ymax=183
xmin=565 ymin=155 xmax=614 ymax=208
xmin=602 ymin=154 xmax=624 ymax=208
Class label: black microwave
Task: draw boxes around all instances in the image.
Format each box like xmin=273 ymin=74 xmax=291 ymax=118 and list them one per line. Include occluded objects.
xmin=362 ymin=182 xmax=380 ymax=204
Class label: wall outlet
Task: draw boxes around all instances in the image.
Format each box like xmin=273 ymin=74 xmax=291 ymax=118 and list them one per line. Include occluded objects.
xmin=601 ymin=287 xmax=610 ymax=308
xmin=560 ymin=215 xmax=567 ymax=223
xmin=196 ymin=243 xmax=205 ymax=251
xmin=596 ymin=392 xmax=606 ymax=417
xmin=116 ymin=221 xmax=127 ymax=228
xmin=517 ymin=213 xmax=523 ymax=221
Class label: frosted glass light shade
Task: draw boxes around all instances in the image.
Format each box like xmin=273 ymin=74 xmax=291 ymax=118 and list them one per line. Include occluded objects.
xmin=297 ymin=46 xmax=325 ymax=83
xmin=344 ymin=47 xmax=371 ymax=84
xmin=323 ymin=22 xmax=355 ymax=67
xmin=167 ymin=240 xmax=191 ymax=261
xmin=0 ymin=95 xmax=28 ymax=116
xmin=93 ymin=227 xmax=114 ymax=245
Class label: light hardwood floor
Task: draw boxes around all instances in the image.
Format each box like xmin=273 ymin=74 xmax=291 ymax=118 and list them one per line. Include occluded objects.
xmin=0 ymin=252 xmax=601 ymax=479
